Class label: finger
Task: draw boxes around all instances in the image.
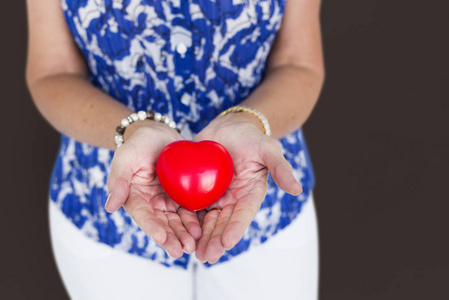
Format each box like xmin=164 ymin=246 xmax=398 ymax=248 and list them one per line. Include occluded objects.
xmin=221 ymin=190 xmax=264 ymax=250
xmin=153 ymin=210 xmax=184 ymax=258
xmin=105 ymin=145 xmax=136 ymax=212
xmin=124 ymin=203 xmax=167 ymax=245
xmin=123 ymin=195 xmax=183 ymax=258
xmin=262 ymin=140 xmax=302 ymax=196
xmin=178 ymin=208 xmax=202 ymax=241
xmin=178 ymin=208 xmax=203 ymax=241
xmin=165 ymin=212 xmax=196 ymax=254
xmin=204 ymin=206 xmax=233 ymax=264
xmin=195 ymin=209 xmax=221 ymax=262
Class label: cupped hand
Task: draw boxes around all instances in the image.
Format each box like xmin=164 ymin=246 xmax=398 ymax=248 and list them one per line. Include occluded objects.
xmin=193 ymin=113 xmax=303 ymax=264
xmin=105 ymin=121 xmax=202 ymax=258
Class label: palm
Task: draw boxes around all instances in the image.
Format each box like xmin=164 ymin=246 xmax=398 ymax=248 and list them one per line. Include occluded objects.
xmin=210 ymin=160 xmax=268 ymax=211
xmin=127 ymin=167 xmax=179 ymax=213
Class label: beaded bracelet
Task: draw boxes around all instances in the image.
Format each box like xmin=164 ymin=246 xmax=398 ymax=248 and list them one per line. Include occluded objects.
xmin=114 ymin=110 xmax=179 ymax=147
xmin=218 ymin=105 xmax=271 ymax=136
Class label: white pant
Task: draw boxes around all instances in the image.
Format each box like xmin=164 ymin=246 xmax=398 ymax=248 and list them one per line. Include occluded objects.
xmin=49 ymin=196 xmax=319 ymax=300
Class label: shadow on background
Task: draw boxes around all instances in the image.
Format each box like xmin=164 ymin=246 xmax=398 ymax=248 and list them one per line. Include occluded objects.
xmin=2 ymin=1 xmax=448 ymax=299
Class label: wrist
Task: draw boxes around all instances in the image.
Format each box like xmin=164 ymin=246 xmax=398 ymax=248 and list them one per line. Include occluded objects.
xmin=124 ymin=120 xmax=184 ymax=152
xmin=115 ymin=111 xmax=179 ymax=147
xmin=123 ymin=119 xmax=158 ymax=141
xmin=217 ymin=106 xmax=270 ymax=136
xmin=218 ymin=112 xmax=265 ymax=133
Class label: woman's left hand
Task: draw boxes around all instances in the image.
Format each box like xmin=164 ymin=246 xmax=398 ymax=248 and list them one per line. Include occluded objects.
xmin=193 ymin=113 xmax=303 ymax=264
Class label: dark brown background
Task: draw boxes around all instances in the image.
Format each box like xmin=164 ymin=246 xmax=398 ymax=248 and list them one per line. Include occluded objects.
xmin=2 ymin=0 xmax=448 ymax=299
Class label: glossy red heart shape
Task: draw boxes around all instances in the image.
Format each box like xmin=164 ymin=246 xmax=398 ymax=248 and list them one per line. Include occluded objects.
xmin=156 ymin=140 xmax=234 ymax=211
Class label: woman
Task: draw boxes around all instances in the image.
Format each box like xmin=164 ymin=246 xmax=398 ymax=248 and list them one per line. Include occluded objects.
xmin=26 ymin=0 xmax=324 ymax=299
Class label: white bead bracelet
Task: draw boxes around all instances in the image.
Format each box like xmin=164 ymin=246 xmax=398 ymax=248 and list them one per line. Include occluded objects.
xmin=114 ymin=111 xmax=179 ymax=147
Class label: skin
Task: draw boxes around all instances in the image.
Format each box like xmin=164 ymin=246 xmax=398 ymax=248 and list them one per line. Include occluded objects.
xmin=26 ymin=0 xmax=324 ymax=263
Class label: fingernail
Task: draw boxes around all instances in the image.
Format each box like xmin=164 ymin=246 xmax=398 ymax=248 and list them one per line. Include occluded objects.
xmin=105 ymin=193 xmax=112 ymax=208
xmin=200 ymin=260 xmax=207 ymax=264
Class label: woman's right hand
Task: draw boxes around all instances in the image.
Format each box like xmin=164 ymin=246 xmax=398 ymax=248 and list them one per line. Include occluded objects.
xmin=105 ymin=121 xmax=202 ymax=258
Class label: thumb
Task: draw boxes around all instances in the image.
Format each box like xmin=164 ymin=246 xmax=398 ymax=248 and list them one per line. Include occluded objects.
xmin=261 ymin=140 xmax=303 ymax=196
xmin=105 ymin=146 xmax=135 ymax=212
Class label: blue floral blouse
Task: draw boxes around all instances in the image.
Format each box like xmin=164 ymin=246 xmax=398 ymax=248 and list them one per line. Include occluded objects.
xmin=50 ymin=0 xmax=315 ymax=269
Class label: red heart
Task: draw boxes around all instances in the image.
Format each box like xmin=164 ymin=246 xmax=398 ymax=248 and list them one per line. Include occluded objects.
xmin=156 ymin=140 xmax=234 ymax=211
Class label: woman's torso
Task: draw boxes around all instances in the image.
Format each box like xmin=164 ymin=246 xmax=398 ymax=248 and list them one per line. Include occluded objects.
xmin=50 ymin=0 xmax=315 ymax=268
